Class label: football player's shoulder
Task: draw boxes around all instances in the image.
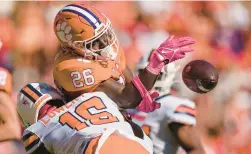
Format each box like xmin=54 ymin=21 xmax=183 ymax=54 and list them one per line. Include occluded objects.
xmin=53 ymin=52 xmax=113 ymax=92
xmin=79 ymin=91 xmax=109 ymax=101
xmin=53 ymin=50 xmax=114 ymax=76
xmin=88 ymin=91 xmax=109 ymax=99
xmin=54 ymin=50 xmax=93 ymax=71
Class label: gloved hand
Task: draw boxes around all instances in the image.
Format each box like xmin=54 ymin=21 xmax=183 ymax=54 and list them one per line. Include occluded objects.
xmin=136 ymin=90 xmax=160 ymax=113
xmin=132 ymin=76 xmax=160 ymax=113
xmin=146 ymin=35 xmax=195 ymax=75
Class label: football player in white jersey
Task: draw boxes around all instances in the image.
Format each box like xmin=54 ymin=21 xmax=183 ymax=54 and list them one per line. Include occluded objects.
xmin=128 ymin=50 xmax=205 ymax=154
xmin=17 ymin=82 xmax=153 ymax=154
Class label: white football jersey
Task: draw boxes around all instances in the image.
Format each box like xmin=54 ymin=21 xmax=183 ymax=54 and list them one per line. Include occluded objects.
xmin=128 ymin=94 xmax=196 ymax=154
xmin=22 ymin=92 xmax=153 ymax=154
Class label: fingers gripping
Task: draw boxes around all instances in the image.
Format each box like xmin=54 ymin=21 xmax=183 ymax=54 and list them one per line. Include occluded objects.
xmin=132 ymin=76 xmax=161 ymax=113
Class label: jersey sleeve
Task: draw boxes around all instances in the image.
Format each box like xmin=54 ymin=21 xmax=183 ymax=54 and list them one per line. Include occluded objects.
xmin=22 ymin=129 xmax=51 ymax=154
xmin=22 ymin=130 xmax=42 ymax=153
xmin=164 ymin=96 xmax=196 ymax=126
xmin=0 ymin=67 xmax=12 ymax=95
xmin=53 ymin=58 xmax=113 ymax=92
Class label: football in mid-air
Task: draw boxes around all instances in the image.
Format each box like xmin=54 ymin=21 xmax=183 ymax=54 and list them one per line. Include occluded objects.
xmin=182 ymin=60 xmax=219 ymax=94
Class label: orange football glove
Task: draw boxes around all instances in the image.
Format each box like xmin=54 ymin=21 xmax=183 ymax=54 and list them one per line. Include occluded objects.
xmin=0 ymin=67 xmax=12 ymax=95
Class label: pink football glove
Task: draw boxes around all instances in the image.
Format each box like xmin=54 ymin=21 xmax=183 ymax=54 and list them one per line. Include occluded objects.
xmin=136 ymin=90 xmax=160 ymax=113
xmin=146 ymin=35 xmax=196 ymax=75
xmin=132 ymin=76 xmax=161 ymax=113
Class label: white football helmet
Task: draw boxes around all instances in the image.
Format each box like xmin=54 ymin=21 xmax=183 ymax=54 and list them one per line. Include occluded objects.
xmin=17 ymin=82 xmax=62 ymax=128
xmin=136 ymin=49 xmax=179 ymax=96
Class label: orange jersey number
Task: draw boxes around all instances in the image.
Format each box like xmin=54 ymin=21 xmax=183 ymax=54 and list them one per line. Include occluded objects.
xmin=59 ymin=97 xmax=119 ymax=130
xmin=71 ymin=69 xmax=95 ymax=88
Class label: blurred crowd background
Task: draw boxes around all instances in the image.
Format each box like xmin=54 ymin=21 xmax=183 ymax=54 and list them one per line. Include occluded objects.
xmin=1 ymin=1 xmax=251 ymax=154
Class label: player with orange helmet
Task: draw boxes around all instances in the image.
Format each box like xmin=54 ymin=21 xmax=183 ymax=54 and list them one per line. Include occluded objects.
xmin=53 ymin=3 xmax=127 ymax=100
xmin=54 ymin=4 xmax=119 ymax=61
xmin=53 ymin=3 xmax=196 ymax=113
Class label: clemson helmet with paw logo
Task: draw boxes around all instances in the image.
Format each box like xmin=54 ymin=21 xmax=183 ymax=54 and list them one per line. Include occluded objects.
xmin=53 ymin=3 xmax=126 ymax=101
xmin=54 ymin=3 xmax=119 ymax=61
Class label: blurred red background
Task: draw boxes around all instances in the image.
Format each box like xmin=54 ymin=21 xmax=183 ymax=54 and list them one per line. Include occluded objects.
xmin=1 ymin=1 xmax=251 ymax=154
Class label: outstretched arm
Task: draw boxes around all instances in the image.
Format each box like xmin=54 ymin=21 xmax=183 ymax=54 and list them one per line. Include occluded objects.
xmin=97 ymin=67 xmax=158 ymax=109
xmin=98 ymin=36 xmax=195 ymax=111
xmin=169 ymin=123 xmax=205 ymax=154
xmin=57 ymin=36 xmax=195 ymax=112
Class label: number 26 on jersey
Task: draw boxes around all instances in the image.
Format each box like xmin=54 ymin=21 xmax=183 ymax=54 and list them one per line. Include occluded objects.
xmin=71 ymin=69 xmax=95 ymax=88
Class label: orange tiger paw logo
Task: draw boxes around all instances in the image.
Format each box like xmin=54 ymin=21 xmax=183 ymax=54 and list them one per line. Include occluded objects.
xmin=56 ymin=22 xmax=72 ymax=43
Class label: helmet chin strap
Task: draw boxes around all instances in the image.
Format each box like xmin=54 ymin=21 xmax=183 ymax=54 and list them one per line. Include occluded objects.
xmin=85 ymin=50 xmax=109 ymax=61
xmin=85 ymin=48 xmax=117 ymax=61
xmin=71 ymin=41 xmax=116 ymax=61
xmin=100 ymin=45 xmax=118 ymax=60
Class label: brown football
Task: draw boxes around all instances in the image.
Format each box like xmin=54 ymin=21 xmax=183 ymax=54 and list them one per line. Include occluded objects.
xmin=182 ymin=60 xmax=219 ymax=93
